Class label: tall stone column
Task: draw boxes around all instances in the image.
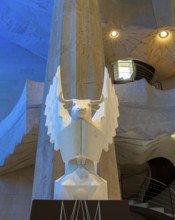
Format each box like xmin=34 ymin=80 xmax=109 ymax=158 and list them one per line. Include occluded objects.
xmin=32 ymin=0 xmax=64 ymax=200
xmin=58 ymin=0 xmax=121 ymax=200
xmin=32 ymin=0 xmax=121 ymax=200
xmin=60 ymin=0 xmax=104 ymax=99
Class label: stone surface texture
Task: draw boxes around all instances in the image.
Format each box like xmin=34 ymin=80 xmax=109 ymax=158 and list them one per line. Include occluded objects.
xmin=115 ymin=79 xmax=175 ymax=166
xmin=60 ymin=0 xmax=104 ymax=100
xmin=0 ymin=166 xmax=34 ymax=220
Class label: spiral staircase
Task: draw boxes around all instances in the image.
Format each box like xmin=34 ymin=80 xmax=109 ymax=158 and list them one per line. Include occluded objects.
xmin=121 ymin=174 xmax=175 ymax=220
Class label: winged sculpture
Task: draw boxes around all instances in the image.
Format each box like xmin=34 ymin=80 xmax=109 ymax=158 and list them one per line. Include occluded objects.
xmin=45 ymin=66 xmax=119 ymax=200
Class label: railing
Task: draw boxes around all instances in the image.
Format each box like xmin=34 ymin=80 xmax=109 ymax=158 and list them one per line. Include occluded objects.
xmin=133 ymin=60 xmax=155 ymax=83
xmin=121 ymin=174 xmax=175 ymax=219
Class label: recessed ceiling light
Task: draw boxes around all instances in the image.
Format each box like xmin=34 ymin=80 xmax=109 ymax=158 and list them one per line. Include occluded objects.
xmin=110 ymin=30 xmax=119 ymax=38
xmin=171 ymin=133 xmax=175 ymax=139
xmin=159 ymin=31 xmax=169 ymax=38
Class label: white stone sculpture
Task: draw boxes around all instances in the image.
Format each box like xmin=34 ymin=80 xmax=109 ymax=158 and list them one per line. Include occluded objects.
xmin=45 ymin=66 xmax=119 ymax=200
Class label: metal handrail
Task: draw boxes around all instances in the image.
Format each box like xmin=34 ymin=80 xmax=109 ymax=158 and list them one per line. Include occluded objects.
xmin=121 ymin=174 xmax=175 ymax=219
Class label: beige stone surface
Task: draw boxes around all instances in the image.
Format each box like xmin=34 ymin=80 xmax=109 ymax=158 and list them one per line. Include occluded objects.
xmin=0 ymin=129 xmax=38 ymax=176
xmin=61 ymin=0 xmax=104 ymax=100
xmin=100 ymin=143 xmax=121 ymax=200
xmin=0 ymin=166 xmax=34 ymax=220
xmin=32 ymin=0 xmax=64 ymax=200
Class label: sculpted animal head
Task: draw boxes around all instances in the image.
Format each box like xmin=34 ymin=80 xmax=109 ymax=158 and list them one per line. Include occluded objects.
xmin=59 ymin=93 xmax=103 ymax=121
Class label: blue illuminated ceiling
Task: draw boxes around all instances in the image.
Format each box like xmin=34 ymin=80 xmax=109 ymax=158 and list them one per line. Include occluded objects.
xmin=0 ymin=0 xmax=54 ymax=119
xmin=0 ymin=0 xmax=54 ymax=59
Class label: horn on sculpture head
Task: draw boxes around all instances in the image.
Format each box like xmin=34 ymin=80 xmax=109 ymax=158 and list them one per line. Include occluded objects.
xmin=90 ymin=95 xmax=104 ymax=105
xmin=59 ymin=92 xmax=73 ymax=104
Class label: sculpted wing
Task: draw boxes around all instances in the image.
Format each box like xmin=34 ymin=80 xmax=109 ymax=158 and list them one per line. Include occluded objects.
xmin=92 ymin=67 xmax=119 ymax=151
xmin=44 ymin=66 xmax=71 ymax=150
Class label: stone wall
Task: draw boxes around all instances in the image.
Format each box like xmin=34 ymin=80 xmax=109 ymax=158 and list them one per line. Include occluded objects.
xmin=162 ymin=75 xmax=175 ymax=90
xmin=0 ymin=166 xmax=34 ymax=220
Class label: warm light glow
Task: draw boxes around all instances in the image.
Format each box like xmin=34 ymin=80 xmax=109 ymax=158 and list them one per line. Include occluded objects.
xmin=110 ymin=30 xmax=119 ymax=38
xmin=113 ymin=60 xmax=134 ymax=81
xmin=171 ymin=133 xmax=175 ymax=139
xmin=159 ymin=31 xmax=169 ymax=38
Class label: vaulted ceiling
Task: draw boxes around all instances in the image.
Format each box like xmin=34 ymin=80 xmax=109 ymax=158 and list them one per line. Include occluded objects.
xmin=99 ymin=0 xmax=175 ymax=81
xmin=0 ymin=0 xmax=175 ymax=81
xmin=0 ymin=0 xmax=54 ymax=58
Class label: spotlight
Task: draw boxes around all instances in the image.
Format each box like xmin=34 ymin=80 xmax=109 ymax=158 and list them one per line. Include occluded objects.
xmin=110 ymin=30 xmax=119 ymax=38
xmin=159 ymin=31 xmax=169 ymax=38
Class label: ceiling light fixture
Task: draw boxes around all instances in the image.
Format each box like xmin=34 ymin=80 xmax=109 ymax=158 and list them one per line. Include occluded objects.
xmin=110 ymin=30 xmax=119 ymax=38
xmin=159 ymin=31 xmax=169 ymax=38
xmin=171 ymin=133 xmax=175 ymax=139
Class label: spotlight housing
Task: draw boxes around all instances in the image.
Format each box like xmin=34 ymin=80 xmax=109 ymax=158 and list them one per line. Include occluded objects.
xmin=159 ymin=31 xmax=169 ymax=38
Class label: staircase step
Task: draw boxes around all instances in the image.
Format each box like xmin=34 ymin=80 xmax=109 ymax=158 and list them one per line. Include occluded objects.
xmin=164 ymin=213 xmax=174 ymax=218
xmin=133 ymin=203 xmax=149 ymax=208
xmin=149 ymin=207 xmax=165 ymax=213
xmin=129 ymin=200 xmax=135 ymax=205
xmin=0 ymin=80 xmax=43 ymax=167
xmin=0 ymin=129 xmax=38 ymax=176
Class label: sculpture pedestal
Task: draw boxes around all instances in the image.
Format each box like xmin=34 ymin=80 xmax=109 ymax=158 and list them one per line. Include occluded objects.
xmin=30 ymin=200 xmax=132 ymax=220
xmin=54 ymin=167 xmax=108 ymax=200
